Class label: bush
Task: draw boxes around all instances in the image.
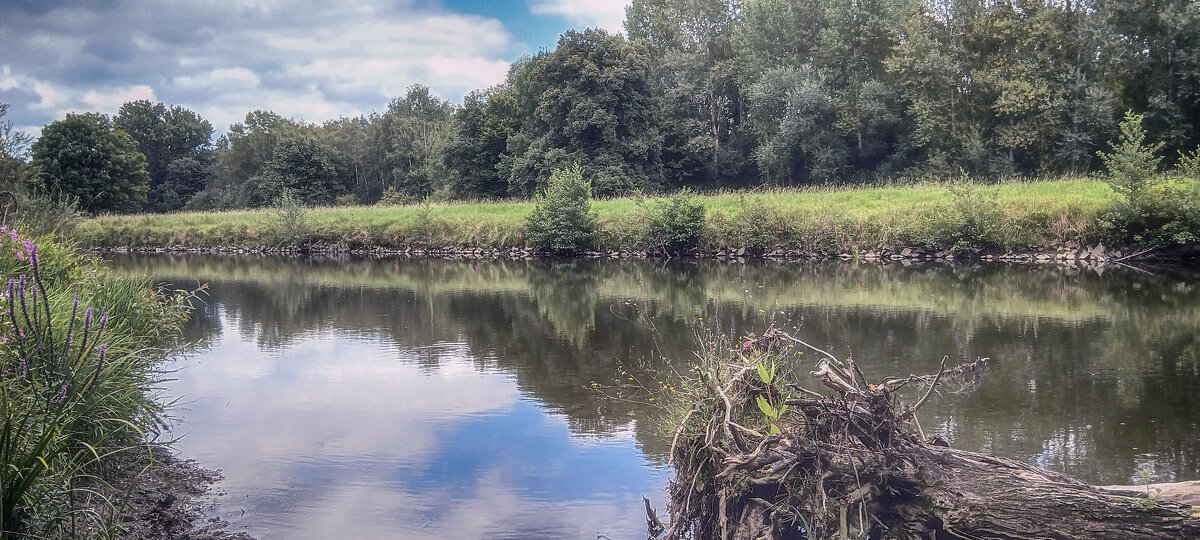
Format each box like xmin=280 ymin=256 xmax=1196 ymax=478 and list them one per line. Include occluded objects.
xmin=376 ymin=186 xmax=413 ymax=207
xmin=947 ymin=172 xmax=998 ymax=249
xmin=524 ymin=165 xmax=597 ymax=254
xmin=642 ymin=190 xmax=706 ymax=254
xmin=271 ymin=188 xmax=310 ymax=245
xmin=1096 ymin=111 xmax=1200 ymax=245
xmin=1098 ymin=110 xmax=1164 ymax=214
xmin=1177 ymin=146 xmax=1200 ymax=180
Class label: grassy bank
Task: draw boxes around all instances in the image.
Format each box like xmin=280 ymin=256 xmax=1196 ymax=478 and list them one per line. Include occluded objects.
xmin=0 ymin=230 xmax=194 ymax=537
xmin=78 ymin=176 xmax=1191 ymax=254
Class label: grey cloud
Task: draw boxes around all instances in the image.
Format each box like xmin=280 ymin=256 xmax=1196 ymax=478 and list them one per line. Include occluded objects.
xmin=0 ymin=0 xmax=521 ymax=131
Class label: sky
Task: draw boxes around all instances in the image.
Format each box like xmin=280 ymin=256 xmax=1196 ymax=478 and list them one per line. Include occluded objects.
xmin=0 ymin=0 xmax=632 ymax=138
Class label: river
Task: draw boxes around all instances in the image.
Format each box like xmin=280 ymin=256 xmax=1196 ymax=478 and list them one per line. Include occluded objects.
xmin=107 ymin=254 xmax=1200 ymax=539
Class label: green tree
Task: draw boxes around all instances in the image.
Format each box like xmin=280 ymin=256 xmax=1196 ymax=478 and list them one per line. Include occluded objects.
xmin=818 ymin=0 xmax=908 ymax=172
xmin=372 ymin=85 xmax=455 ymax=200
xmin=114 ymin=100 xmax=214 ymax=211
xmin=444 ymin=89 xmax=515 ymax=199
xmin=524 ymin=164 xmax=597 ymax=254
xmin=627 ymin=0 xmax=750 ymax=187
xmin=259 ymin=135 xmax=347 ymax=206
xmin=31 ymin=113 xmax=149 ymax=214
xmin=1103 ymin=0 xmax=1200 ymax=159
xmin=746 ymin=67 xmax=845 ymax=184
xmin=506 ymin=29 xmax=663 ymax=197
xmin=1098 ymin=110 xmax=1165 ymax=212
xmin=205 ymin=110 xmax=305 ymax=208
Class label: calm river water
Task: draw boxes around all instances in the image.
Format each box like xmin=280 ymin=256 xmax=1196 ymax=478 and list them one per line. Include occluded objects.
xmin=107 ymin=255 xmax=1200 ymax=539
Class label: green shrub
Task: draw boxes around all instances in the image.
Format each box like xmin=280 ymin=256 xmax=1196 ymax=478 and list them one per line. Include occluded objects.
xmin=1095 ymin=112 xmax=1200 ymax=245
xmin=334 ymin=193 xmax=359 ymax=207
xmin=643 ymin=190 xmax=705 ymax=254
xmin=722 ymin=196 xmax=796 ymax=253
xmin=1098 ymin=110 xmax=1164 ymax=214
xmin=376 ymin=186 xmax=414 ymax=207
xmin=524 ymin=165 xmax=597 ymax=254
xmin=1177 ymin=146 xmax=1200 ymax=180
xmin=947 ymin=172 xmax=998 ymax=248
xmin=271 ymin=188 xmax=310 ymax=245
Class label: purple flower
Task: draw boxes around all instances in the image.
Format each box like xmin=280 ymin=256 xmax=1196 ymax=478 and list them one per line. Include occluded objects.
xmin=9 ymin=231 xmax=17 ymax=242
xmin=18 ymin=358 xmax=25 ymax=380
xmin=98 ymin=312 xmax=109 ymax=329
xmin=83 ymin=307 xmax=93 ymax=333
xmin=98 ymin=343 xmax=107 ymax=362
xmin=55 ymin=383 xmax=67 ymax=404
xmin=73 ymin=297 xmax=80 ymax=309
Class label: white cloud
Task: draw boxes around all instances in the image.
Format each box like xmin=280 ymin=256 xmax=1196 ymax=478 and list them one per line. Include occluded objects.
xmin=80 ymin=84 xmax=156 ymax=111
xmin=0 ymin=0 xmax=523 ymax=133
xmin=530 ymin=0 xmax=632 ymax=33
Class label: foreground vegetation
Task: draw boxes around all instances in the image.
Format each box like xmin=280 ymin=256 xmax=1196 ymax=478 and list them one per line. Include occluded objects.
xmin=650 ymin=328 xmax=1200 ymax=538
xmin=78 ymin=175 xmax=1200 ymax=257
xmin=0 ymin=230 xmax=193 ymax=537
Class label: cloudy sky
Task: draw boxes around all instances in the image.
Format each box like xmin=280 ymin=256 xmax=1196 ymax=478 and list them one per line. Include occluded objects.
xmin=0 ymin=0 xmax=632 ymax=137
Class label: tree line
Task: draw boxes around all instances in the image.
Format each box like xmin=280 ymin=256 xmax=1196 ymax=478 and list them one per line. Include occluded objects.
xmin=2 ymin=0 xmax=1198 ymax=214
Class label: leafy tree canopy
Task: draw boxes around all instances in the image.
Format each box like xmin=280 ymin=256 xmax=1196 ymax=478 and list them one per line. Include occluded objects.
xmin=31 ymin=113 xmax=149 ymax=214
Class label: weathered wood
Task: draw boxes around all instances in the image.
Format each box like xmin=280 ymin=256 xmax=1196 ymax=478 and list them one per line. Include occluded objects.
xmin=656 ymin=329 xmax=1200 ymax=540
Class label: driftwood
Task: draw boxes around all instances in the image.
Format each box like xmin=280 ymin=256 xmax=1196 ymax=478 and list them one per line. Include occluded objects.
xmin=650 ymin=328 xmax=1200 ymax=539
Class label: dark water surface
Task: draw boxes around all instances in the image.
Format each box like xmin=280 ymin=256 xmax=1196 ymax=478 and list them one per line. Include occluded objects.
xmin=107 ymin=255 xmax=1200 ymax=539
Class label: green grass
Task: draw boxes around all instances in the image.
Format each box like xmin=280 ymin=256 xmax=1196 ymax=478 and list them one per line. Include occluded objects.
xmin=0 ymin=232 xmax=194 ymax=536
xmin=80 ymin=177 xmax=1124 ymax=252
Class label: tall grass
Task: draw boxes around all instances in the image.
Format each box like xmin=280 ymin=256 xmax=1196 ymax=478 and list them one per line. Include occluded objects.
xmin=78 ymin=176 xmax=1199 ymax=253
xmin=0 ymin=228 xmax=193 ymax=538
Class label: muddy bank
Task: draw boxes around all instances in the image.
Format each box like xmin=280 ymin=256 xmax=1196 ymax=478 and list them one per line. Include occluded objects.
xmin=87 ymin=446 xmax=254 ymax=540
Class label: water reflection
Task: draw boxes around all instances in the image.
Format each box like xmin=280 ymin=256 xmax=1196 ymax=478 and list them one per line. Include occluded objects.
xmin=109 ymin=255 xmax=1200 ymax=537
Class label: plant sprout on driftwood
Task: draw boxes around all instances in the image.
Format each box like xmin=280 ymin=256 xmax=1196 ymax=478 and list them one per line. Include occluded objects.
xmin=646 ymin=327 xmax=1200 ymax=540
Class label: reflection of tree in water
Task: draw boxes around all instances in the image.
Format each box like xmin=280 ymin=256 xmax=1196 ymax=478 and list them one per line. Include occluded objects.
xmin=115 ymin=254 xmax=1200 ymax=481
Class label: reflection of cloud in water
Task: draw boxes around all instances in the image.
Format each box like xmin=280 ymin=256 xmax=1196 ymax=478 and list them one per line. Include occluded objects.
xmin=165 ymin=315 xmax=666 ymax=539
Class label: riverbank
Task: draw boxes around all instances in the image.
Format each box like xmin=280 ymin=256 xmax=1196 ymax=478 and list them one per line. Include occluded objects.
xmin=78 ymin=176 xmax=1200 ymax=264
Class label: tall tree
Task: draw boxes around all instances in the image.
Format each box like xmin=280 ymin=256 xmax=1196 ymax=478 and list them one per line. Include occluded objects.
xmin=371 ymin=85 xmax=455 ymax=200
xmin=818 ymin=0 xmax=909 ymax=172
xmin=114 ymin=100 xmax=214 ymax=211
xmin=628 ymin=0 xmax=750 ymax=187
xmin=259 ymin=135 xmax=347 ymax=206
xmin=444 ymin=88 xmax=516 ymax=199
xmin=1103 ymin=0 xmax=1200 ymax=160
xmin=31 ymin=113 xmax=149 ymax=213
xmin=505 ymin=29 xmax=663 ymax=197
xmin=204 ymin=110 xmax=305 ymax=208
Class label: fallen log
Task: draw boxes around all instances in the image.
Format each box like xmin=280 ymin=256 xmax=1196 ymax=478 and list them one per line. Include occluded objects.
xmin=651 ymin=328 xmax=1200 ymax=539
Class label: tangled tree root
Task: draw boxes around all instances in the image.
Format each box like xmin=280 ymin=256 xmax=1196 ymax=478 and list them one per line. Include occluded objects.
xmin=650 ymin=328 xmax=1200 ymax=540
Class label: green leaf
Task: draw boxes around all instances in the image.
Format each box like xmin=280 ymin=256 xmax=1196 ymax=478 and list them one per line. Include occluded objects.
xmin=756 ymin=395 xmax=776 ymax=418
xmin=757 ymin=362 xmax=772 ymax=384
xmin=768 ymin=423 xmax=781 ymax=436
